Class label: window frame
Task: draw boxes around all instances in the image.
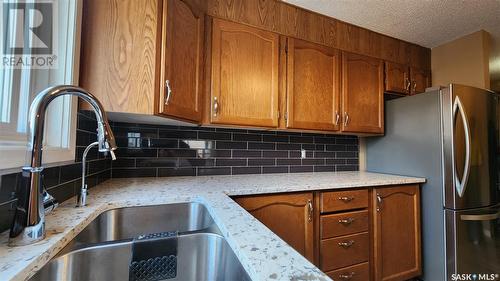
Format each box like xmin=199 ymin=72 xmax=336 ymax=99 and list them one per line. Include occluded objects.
xmin=0 ymin=0 xmax=83 ymax=170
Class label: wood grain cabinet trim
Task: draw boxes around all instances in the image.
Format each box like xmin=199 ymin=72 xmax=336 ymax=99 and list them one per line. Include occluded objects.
xmin=321 ymin=210 xmax=369 ymax=239
xmin=320 ymin=232 xmax=370 ymax=271
xmin=320 ymin=189 xmax=369 ymax=213
xmin=326 ymin=262 xmax=370 ymax=281
xmin=285 ymin=38 xmax=341 ymax=131
xmin=210 ymin=18 xmax=280 ymax=128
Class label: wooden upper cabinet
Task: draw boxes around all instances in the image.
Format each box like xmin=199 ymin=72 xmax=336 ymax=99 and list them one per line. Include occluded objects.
xmin=410 ymin=67 xmax=430 ymax=95
xmin=80 ymin=0 xmax=161 ymax=115
xmin=286 ymin=38 xmax=341 ymax=131
xmin=372 ymin=185 xmax=422 ymax=281
xmin=385 ymin=62 xmax=410 ymax=95
xmin=158 ymin=0 xmax=204 ymax=122
xmin=210 ymin=19 xmax=280 ymax=128
xmin=233 ymin=193 xmax=314 ymax=262
xmin=341 ymin=52 xmax=384 ymax=134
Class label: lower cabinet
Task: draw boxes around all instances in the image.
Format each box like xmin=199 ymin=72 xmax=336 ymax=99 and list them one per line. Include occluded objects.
xmin=233 ymin=185 xmax=421 ymax=281
xmin=372 ymin=185 xmax=421 ymax=281
xmin=232 ymin=192 xmax=314 ymax=262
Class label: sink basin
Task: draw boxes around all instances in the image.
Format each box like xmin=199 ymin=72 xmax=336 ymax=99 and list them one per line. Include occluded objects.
xmin=30 ymin=203 xmax=251 ymax=281
xmin=61 ymin=202 xmax=218 ymax=253
xmin=30 ymin=233 xmax=251 ymax=281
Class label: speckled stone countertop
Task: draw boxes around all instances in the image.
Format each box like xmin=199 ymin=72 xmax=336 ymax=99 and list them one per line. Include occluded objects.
xmin=0 ymin=171 xmax=425 ymax=281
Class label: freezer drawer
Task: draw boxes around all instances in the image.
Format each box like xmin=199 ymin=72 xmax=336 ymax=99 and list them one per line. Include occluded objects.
xmin=445 ymin=204 xmax=500 ymax=279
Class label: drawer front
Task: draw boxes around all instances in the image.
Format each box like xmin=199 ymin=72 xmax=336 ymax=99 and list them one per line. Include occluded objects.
xmin=321 ymin=189 xmax=368 ymax=213
xmin=326 ymin=262 xmax=369 ymax=281
xmin=320 ymin=232 xmax=369 ymax=271
xmin=321 ymin=210 xmax=369 ymax=238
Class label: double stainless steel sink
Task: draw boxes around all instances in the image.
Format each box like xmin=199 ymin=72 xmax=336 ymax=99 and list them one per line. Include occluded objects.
xmin=30 ymin=203 xmax=251 ymax=281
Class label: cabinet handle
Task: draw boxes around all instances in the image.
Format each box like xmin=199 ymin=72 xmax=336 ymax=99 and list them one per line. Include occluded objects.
xmin=335 ymin=111 xmax=340 ymax=126
xmin=213 ymin=97 xmax=219 ymax=117
xmin=376 ymin=193 xmax=383 ymax=212
xmin=307 ymin=199 xmax=313 ymax=222
xmin=338 ymin=272 xmax=356 ymax=280
xmin=338 ymin=217 xmax=355 ymax=225
xmin=338 ymin=196 xmax=354 ymax=202
xmin=165 ymin=80 xmax=172 ymax=105
xmin=344 ymin=112 xmax=349 ymax=127
xmin=338 ymin=240 xmax=355 ymax=248
xmin=413 ymin=81 xmax=417 ymax=92
xmin=405 ymin=77 xmax=411 ymax=92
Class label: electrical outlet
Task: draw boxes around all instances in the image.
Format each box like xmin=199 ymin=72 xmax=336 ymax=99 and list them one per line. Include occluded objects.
xmin=301 ymin=149 xmax=306 ymax=159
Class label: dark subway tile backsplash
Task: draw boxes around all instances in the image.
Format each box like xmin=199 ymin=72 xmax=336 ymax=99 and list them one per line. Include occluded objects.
xmin=0 ymin=114 xmax=359 ymax=233
xmin=109 ymin=123 xmax=359 ymax=178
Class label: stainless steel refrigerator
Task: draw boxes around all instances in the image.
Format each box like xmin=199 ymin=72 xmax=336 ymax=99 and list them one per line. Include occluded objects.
xmin=366 ymin=84 xmax=500 ymax=280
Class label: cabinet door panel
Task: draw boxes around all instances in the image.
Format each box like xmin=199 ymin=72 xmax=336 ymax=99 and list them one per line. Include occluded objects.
xmin=211 ymin=19 xmax=279 ymax=127
xmin=385 ymin=61 xmax=409 ymax=95
xmin=286 ymin=38 xmax=341 ymax=131
xmin=233 ymin=193 xmax=314 ymax=262
xmin=80 ymin=0 xmax=160 ymax=114
xmin=373 ymin=185 xmax=421 ymax=281
xmin=410 ymin=67 xmax=430 ymax=95
xmin=159 ymin=0 xmax=203 ymax=122
xmin=342 ymin=52 xmax=384 ymax=134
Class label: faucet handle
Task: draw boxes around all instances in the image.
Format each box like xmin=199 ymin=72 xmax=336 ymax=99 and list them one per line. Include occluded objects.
xmin=43 ymin=190 xmax=58 ymax=213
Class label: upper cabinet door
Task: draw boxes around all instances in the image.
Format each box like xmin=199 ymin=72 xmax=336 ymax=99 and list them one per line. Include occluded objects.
xmin=159 ymin=0 xmax=204 ymax=122
xmin=286 ymin=38 xmax=341 ymax=131
xmin=80 ymin=0 xmax=161 ymax=115
xmin=342 ymin=52 xmax=384 ymax=134
xmin=385 ymin=61 xmax=410 ymax=95
xmin=210 ymin=19 xmax=280 ymax=128
xmin=410 ymin=67 xmax=430 ymax=95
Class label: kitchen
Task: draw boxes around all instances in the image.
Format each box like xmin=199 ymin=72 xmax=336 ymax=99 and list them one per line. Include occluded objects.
xmin=0 ymin=0 xmax=498 ymax=280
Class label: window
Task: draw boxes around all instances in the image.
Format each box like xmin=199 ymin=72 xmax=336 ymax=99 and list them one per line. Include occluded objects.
xmin=0 ymin=0 xmax=82 ymax=170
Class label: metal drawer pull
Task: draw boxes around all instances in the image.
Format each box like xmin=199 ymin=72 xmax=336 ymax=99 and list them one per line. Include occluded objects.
xmin=335 ymin=111 xmax=340 ymax=126
xmin=339 ymin=272 xmax=356 ymax=280
xmin=338 ymin=196 xmax=354 ymax=202
xmin=338 ymin=218 xmax=355 ymax=225
xmin=338 ymin=240 xmax=355 ymax=248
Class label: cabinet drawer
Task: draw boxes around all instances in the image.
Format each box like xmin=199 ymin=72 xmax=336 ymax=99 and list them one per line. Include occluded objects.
xmin=326 ymin=262 xmax=369 ymax=281
xmin=320 ymin=189 xmax=368 ymax=213
xmin=321 ymin=210 xmax=368 ymax=238
xmin=320 ymin=232 xmax=369 ymax=271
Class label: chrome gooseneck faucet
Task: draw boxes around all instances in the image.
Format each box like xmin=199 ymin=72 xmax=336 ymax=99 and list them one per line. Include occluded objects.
xmin=9 ymin=85 xmax=117 ymax=246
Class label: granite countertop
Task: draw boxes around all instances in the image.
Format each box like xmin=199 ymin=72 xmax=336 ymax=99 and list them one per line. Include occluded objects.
xmin=0 ymin=171 xmax=425 ymax=281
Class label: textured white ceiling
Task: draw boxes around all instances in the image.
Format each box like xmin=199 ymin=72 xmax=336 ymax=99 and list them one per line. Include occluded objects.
xmin=283 ymin=0 xmax=500 ymax=86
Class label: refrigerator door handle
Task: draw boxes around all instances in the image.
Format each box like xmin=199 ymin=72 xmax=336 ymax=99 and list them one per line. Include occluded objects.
xmin=453 ymin=96 xmax=471 ymax=197
xmin=460 ymin=212 xmax=499 ymax=221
